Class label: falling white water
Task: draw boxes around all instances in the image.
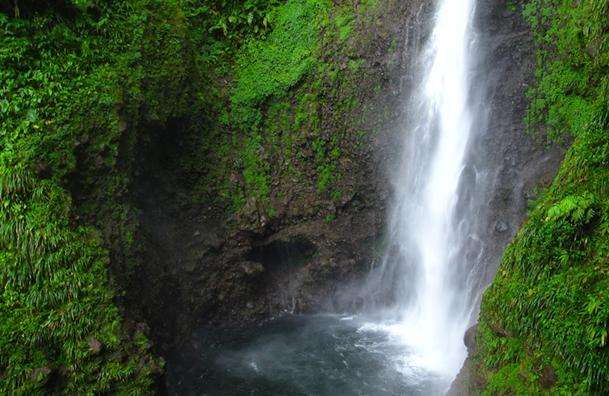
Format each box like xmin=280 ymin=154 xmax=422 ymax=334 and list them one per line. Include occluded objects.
xmin=404 ymin=0 xmax=477 ymax=375
xmin=361 ymin=0 xmax=480 ymax=389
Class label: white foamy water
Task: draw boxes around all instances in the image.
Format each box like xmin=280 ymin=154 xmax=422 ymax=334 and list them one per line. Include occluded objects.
xmin=362 ymin=0 xmax=480 ymax=388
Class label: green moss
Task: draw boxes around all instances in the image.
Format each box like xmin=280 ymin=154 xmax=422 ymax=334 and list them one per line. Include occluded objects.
xmin=220 ymin=0 xmax=376 ymax=214
xmin=232 ymin=0 xmax=329 ymax=107
xmin=334 ymin=13 xmax=353 ymax=42
xmin=219 ymin=0 xmax=332 ymax=214
xmin=348 ymin=59 xmax=364 ymax=72
xmin=477 ymin=0 xmax=609 ymax=393
xmin=324 ymin=213 xmax=336 ymax=223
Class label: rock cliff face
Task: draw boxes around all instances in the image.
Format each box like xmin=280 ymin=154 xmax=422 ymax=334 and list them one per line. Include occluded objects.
xmin=124 ymin=0 xmax=430 ymax=353
xmin=450 ymin=0 xmax=564 ymax=392
xmin=467 ymin=0 xmax=564 ymax=289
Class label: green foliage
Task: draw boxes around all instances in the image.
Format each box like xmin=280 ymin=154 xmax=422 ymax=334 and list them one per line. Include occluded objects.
xmin=524 ymin=0 xmax=609 ymax=142
xmin=232 ymin=0 xmax=328 ymax=107
xmin=186 ymin=0 xmax=283 ymax=42
xmin=545 ymin=194 xmax=596 ymax=223
xmin=0 ymin=0 xmax=198 ymax=392
xmin=222 ymin=0 xmax=331 ymax=213
xmin=477 ymin=0 xmax=609 ymax=393
xmin=0 ymin=168 xmax=159 ymax=394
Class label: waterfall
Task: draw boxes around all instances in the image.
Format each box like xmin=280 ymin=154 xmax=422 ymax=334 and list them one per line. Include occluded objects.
xmin=165 ymin=0 xmax=517 ymax=393
xmin=362 ymin=0 xmax=482 ymax=387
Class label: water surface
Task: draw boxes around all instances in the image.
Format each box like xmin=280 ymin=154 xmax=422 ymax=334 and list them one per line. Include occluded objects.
xmin=167 ymin=315 xmax=449 ymax=396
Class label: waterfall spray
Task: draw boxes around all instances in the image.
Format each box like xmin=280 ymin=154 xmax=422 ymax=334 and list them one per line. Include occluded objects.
xmin=363 ymin=0 xmax=481 ymax=387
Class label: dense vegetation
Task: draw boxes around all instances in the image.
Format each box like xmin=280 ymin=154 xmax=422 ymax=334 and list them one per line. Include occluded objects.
xmin=476 ymin=0 xmax=609 ymax=393
xmin=0 ymin=0 xmax=382 ymax=392
xmin=0 ymin=0 xmax=200 ymax=392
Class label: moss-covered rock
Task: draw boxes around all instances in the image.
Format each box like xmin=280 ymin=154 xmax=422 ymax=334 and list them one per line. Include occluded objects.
xmin=472 ymin=0 xmax=609 ymax=394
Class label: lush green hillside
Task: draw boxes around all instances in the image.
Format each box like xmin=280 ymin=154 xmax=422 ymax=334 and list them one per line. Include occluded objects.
xmin=0 ymin=0 xmax=382 ymax=392
xmin=0 ymin=0 xmax=200 ymax=392
xmin=475 ymin=0 xmax=609 ymax=393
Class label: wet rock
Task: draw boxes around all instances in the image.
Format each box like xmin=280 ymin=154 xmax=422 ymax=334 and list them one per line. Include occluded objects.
xmin=464 ymin=324 xmax=478 ymax=351
xmin=448 ymin=324 xmax=480 ymax=396
xmin=494 ymin=220 xmax=508 ymax=233
xmin=183 ymin=259 xmax=199 ymax=273
xmin=118 ymin=118 xmax=128 ymax=132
